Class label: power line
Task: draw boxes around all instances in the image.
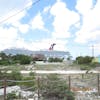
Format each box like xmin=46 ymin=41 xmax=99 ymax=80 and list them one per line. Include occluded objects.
xmin=67 ymin=45 xmax=100 ymax=47
xmin=0 ymin=0 xmax=41 ymax=24
xmin=0 ymin=0 xmax=28 ymax=19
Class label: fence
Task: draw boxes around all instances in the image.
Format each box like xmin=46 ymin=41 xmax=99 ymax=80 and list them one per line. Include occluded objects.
xmin=0 ymin=73 xmax=100 ymax=100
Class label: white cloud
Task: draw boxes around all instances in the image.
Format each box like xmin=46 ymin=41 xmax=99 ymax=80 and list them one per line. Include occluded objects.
xmin=94 ymin=43 xmax=100 ymax=54
xmin=11 ymin=22 xmax=29 ymax=34
xmin=0 ymin=0 xmax=24 ymax=18
xmin=37 ymin=38 xmax=68 ymax=51
xmin=43 ymin=6 xmax=51 ymax=13
xmin=75 ymin=30 xmax=100 ymax=43
xmin=0 ymin=0 xmax=34 ymax=50
xmin=4 ymin=11 xmax=26 ymax=25
xmin=75 ymin=0 xmax=100 ymax=43
xmin=50 ymin=0 xmax=80 ymax=38
xmin=0 ymin=9 xmax=30 ymax=34
xmin=15 ymin=38 xmax=30 ymax=49
xmin=18 ymin=24 xmax=29 ymax=34
xmin=0 ymin=0 xmax=32 ymax=24
xmin=76 ymin=0 xmax=93 ymax=15
xmin=13 ymin=38 xmax=68 ymax=51
xmin=0 ymin=0 xmax=31 ymax=35
xmin=0 ymin=27 xmax=18 ymax=50
xmin=0 ymin=0 xmax=33 ymax=51
xmin=31 ymin=13 xmax=45 ymax=30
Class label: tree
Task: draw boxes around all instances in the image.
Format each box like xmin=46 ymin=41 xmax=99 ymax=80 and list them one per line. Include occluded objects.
xmin=20 ymin=55 xmax=31 ymax=64
xmin=12 ymin=54 xmax=32 ymax=64
xmin=0 ymin=52 xmax=8 ymax=60
xmin=76 ymin=56 xmax=93 ymax=64
xmin=0 ymin=52 xmax=10 ymax=65
xmin=67 ymin=52 xmax=72 ymax=60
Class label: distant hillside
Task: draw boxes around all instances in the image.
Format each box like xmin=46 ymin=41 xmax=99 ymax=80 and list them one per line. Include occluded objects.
xmin=2 ymin=48 xmax=69 ymax=58
xmin=2 ymin=48 xmax=33 ymax=55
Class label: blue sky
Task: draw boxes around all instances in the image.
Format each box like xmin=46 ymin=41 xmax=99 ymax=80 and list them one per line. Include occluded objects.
xmin=0 ymin=0 xmax=100 ymax=58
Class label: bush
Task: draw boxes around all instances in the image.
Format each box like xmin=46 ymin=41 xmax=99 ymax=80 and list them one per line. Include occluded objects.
xmin=29 ymin=72 xmax=35 ymax=76
xmin=7 ymin=92 xmax=18 ymax=100
xmin=90 ymin=62 xmax=100 ymax=68
xmin=80 ymin=65 xmax=91 ymax=70
xmin=0 ymin=60 xmax=9 ymax=65
xmin=66 ymin=91 xmax=75 ymax=100
xmin=20 ymin=76 xmax=35 ymax=91
xmin=48 ymin=57 xmax=63 ymax=62
xmin=0 ymin=54 xmax=32 ymax=65
xmin=40 ymin=74 xmax=75 ymax=100
xmin=17 ymin=55 xmax=32 ymax=64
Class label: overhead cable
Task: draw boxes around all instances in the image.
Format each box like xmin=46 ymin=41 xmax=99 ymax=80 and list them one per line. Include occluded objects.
xmin=0 ymin=0 xmax=41 ymax=24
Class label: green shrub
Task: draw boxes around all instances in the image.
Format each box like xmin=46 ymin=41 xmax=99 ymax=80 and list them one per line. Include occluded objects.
xmin=48 ymin=57 xmax=63 ymax=62
xmin=7 ymin=92 xmax=18 ymax=100
xmin=0 ymin=60 xmax=9 ymax=65
xmin=76 ymin=56 xmax=93 ymax=64
xmin=80 ymin=65 xmax=91 ymax=70
xmin=40 ymin=74 xmax=75 ymax=100
xmin=90 ymin=62 xmax=100 ymax=68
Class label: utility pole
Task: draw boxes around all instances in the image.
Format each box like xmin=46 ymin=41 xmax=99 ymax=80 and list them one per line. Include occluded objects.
xmin=37 ymin=77 xmax=40 ymax=100
xmin=92 ymin=45 xmax=94 ymax=57
xmin=4 ymin=77 xmax=7 ymax=100
xmin=97 ymin=74 xmax=100 ymax=96
xmin=68 ymin=76 xmax=71 ymax=91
